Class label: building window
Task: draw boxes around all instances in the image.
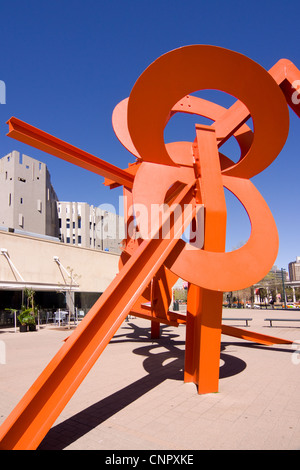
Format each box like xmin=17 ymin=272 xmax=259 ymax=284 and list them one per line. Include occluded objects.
xmin=37 ymin=199 xmax=42 ymax=212
xmin=78 ymin=235 xmax=81 ymax=244
xmin=78 ymin=216 xmax=81 ymax=228
xmin=5 ymin=171 xmax=7 ymax=180
xmin=18 ymin=214 xmax=24 ymax=227
xmin=8 ymin=193 xmax=11 ymax=206
xmin=20 ymin=198 xmax=23 ymax=204
xmin=66 ymin=237 xmax=70 ymax=244
xmin=66 ymin=218 xmax=70 ymax=229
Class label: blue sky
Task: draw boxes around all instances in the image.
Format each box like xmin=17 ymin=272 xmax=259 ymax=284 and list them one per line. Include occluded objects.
xmin=0 ymin=0 xmax=299 ymax=271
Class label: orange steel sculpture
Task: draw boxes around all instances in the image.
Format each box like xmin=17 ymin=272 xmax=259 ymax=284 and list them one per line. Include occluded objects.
xmin=1 ymin=45 xmax=300 ymax=449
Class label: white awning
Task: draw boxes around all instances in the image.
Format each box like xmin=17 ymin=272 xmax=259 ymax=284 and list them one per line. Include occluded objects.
xmin=0 ymin=280 xmax=79 ymax=291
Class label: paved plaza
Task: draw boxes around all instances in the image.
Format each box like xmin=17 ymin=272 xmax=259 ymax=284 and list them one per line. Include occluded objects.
xmin=0 ymin=308 xmax=300 ymax=450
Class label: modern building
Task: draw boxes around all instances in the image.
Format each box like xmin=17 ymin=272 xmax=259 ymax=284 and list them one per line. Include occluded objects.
xmin=0 ymin=151 xmax=125 ymax=254
xmin=0 ymin=151 xmax=59 ymax=238
xmin=57 ymin=201 xmax=124 ymax=254
xmin=288 ymin=257 xmax=300 ymax=281
xmin=0 ymin=229 xmax=120 ymax=326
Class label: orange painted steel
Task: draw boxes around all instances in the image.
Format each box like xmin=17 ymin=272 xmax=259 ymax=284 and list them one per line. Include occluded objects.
xmin=7 ymin=117 xmax=135 ymax=189
xmin=1 ymin=45 xmax=300 ymax=449
xmin=220 ymin=325 xmax=293 ymax=346
xmin=182 ymin=124 xmax=227 ymax=393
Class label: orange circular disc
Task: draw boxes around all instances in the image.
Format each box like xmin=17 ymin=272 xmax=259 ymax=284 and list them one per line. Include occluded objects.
xmin=127 ymin=45 xmax=289 ymax=178
xmin=125 ymin=46 xmax=289 ymax=291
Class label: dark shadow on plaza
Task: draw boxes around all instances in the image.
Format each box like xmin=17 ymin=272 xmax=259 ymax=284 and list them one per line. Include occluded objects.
xmin=38 ymin=322 xmax=291 ymax=450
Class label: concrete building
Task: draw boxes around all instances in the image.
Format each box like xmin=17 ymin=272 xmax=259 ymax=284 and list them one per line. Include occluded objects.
xmin=0 ymin=151 xmax=124 ymax=254
xmin=57 ymin=201 xmax=124 ymax=254
xmin=288 ymin=256 xmax=300 ymax=281
xmin=0 ymin=151 xmax=59 ymax=238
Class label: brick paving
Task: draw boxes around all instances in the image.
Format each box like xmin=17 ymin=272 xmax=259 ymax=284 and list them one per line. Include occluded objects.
xmin=0 ymin=308 xmax=300 ymax=450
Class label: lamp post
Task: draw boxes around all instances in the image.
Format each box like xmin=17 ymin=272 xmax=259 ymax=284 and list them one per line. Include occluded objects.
xmin=281 ymin=268 xmax=287 ymax=309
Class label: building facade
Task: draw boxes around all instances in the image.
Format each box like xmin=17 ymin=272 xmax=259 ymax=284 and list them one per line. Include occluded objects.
xmin=57 ymin=202 xmax=124 ymax=254
xmin=0 ymin=229 xmax=120 ymax=325
xmin=288 ymin=257 xmax=300 ymax=281
xmin=0 ymin=151 xmax=124 ymax=254
xmin=0 ymin=151 xmax=59 ymax=237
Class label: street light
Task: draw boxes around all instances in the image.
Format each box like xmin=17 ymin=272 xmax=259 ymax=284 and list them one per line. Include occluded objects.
xmin=281 ymin=268 xmax=287 ymax=309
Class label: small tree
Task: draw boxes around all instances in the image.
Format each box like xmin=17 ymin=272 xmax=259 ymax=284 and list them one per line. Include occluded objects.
xmin=22 ymin=288 xmax=37 ymax=325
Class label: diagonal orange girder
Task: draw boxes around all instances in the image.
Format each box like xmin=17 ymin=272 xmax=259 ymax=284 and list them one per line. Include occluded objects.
xmin=221 ymin=325 xmax=293 ymax=346
xmin=6 ymin=117 xmax=134 ymax=189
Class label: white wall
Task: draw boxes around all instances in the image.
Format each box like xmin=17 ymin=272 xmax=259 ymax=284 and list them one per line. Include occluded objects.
xmin=0 ymin=230 xmax=120 ymax=293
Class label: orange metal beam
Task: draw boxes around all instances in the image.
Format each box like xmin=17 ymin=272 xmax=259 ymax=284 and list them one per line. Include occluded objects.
xmin=131 ymin=304 xmax=187 ymax=325
xmin=221 ymin=324 xmax=293 ymax=346
xmin=6 ymin=117 xmax=134 ymax=189
xmin=184 ymin=125 xmax=227 ymax=393
xmin=211 ymin=59 xmax=300 ymax=158
xmin=268 ymin=58 xmax=300 ymax=118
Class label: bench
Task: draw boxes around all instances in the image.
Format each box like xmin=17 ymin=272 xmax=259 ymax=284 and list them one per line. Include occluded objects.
xmin=223 ymin=318 xmax=252 ymax=327
xmin=264 ymin=318 xmax=300 ymax=327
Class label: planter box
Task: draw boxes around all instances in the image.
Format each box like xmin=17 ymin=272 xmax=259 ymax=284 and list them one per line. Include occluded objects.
xmin=19 ymin=324 xmax=28 ymax=333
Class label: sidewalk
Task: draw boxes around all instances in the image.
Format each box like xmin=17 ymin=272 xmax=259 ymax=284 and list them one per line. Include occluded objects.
xmin=0 ymin=308 xmax=299 ymax=450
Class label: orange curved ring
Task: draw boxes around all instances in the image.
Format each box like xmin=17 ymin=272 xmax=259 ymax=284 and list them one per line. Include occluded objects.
xmin=127 ymin=45 xmax=289 ymax=178
xmin=132 ymin=160 xmax=278 ymax=291
xmin=166 ymin=175 xmax=279 ymax=291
